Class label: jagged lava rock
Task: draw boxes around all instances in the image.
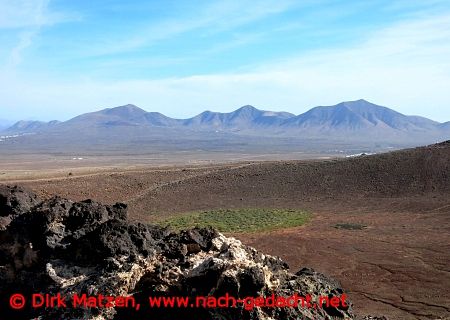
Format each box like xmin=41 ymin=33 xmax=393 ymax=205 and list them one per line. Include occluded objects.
xmin=0 ymin=185 xmax=356 ymax=319
xmin=0 ymin=185 xmax=40 ymax=230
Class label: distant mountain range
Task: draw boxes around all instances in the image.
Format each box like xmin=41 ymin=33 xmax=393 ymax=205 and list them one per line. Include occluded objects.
xmin=3 ymin=100 xmax=449 ymax=144
xmin=6 ymin=120 xmax=61 ymax=132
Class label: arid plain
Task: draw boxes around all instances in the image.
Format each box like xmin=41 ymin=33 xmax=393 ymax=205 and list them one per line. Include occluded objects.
xmin=1 ymin=142 xmax=449 ymax=319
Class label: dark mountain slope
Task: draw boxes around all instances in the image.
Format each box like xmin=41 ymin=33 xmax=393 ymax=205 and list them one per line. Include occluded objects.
xmin=129 ymin=141 xmax=450 ymax=215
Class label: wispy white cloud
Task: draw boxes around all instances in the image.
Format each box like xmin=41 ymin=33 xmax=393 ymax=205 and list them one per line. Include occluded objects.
xmin=382 ymin=0 xmax=450 ymax=15
xmin=1 ymin=0 xmax=79 ymax=68
xmin=0 ymin=0 xmax=46 ymax=28
xmin=198 ymin=0 xmax=298 ymax=32
xmin=77 ymin=0 xmax=300 ymax=58
xmin=7 ymin=29 xmax=38 ymax=67
xmin=0 ymin=0 xmax=75 ymax=29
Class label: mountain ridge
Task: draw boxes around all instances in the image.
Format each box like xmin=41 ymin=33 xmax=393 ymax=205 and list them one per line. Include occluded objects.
xmin=2 ymin=100 xmax=449 ymax=144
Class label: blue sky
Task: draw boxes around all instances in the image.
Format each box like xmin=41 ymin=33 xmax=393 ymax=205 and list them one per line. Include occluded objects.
xmin=1 ymin=0 xmax=450 ymax=122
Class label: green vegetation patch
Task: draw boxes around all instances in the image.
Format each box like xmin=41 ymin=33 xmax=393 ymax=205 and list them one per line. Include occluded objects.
xmin=334 ymin=223 xmax=367 ymax=230
xmin=158 ymin=208 xmax=311 ymax=233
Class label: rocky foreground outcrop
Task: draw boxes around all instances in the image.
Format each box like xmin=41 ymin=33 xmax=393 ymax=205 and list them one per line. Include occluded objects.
xmin=0 ymin=185 xmax=358 ymax=319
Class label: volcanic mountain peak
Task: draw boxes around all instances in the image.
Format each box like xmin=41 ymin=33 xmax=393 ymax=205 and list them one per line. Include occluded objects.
xmin=9 ymin=120 xmax=47 ymax=129
xmin=197 ymin=105 xmax=262 ymax=117
xmin=283 ymin=99 xmax=440 ymax=132
xmin=314 ymin=99 xmax=393 ymax=116
xmin=235 ymin=104 xmax=258 ymax=111
xmin=182 ymin=110 xmax=225 ymax=127
xmin=232 ymin=104 xmax=260 ymax=114
xmin=339 ymin=100 xmax=411 ymax=126
xmin=229 ymin=105 xmax=263 ymax=120
xmin=183 ymin=105 xmax=296 ymax=129
xmin=64 ymin=104 xmax=152 ymax=127
xmin=102 ymin=104 xmax=147 ymax=117
xmin=231 ymin=105 xmax=294 ymax=119
xmin=183 ymin=106 xmax=261 ymax=128
xmin=282 ymin=100 xmax=368 ymax=129
xmin=339 ymin=99 xmax=384 ymax=110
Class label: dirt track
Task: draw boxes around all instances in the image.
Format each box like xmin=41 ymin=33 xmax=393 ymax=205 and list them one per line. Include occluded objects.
xmin=3 ymin=142 xmax=450 ymax=319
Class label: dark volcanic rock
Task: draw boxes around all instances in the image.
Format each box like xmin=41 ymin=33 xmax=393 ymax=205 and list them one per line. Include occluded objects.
xmin=0 ymin=185 xmax=362 ymax=319
xmin=0 ymin=185 xmax=40 ymax=229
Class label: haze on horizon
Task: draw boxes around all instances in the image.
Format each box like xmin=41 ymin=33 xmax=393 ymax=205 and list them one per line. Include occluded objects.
xmin=1 ymin=0 xmax=450 ymax=122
